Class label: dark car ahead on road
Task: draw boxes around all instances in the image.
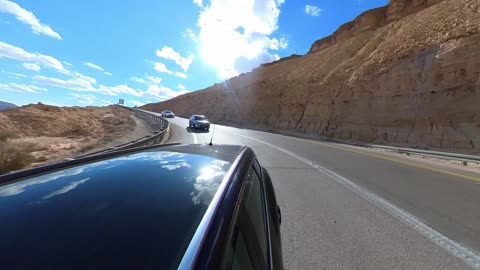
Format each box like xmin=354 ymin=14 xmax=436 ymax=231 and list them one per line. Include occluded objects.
xmin=0 ymin=144 xmax=283 ymax=270
xmin=162 ymin=110 xmax=175 ymax=118
xmin=189 ymin=115 xmax=210 ymax=130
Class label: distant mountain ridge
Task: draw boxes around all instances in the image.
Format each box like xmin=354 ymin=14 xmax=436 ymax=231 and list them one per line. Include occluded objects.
xmin=0 ymin=101 xmax=18 ymax=111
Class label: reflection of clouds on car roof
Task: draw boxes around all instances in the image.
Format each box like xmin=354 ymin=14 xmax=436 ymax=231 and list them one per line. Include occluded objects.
xmin=162 ymin=161 xmax=191 ymax=171
xmin=191 ymin=159 xmax=231 ymax=205
xmin=42 ymin=178 xmax=90 ymax=200
xmin=0 ymin=161 xmax=108 ymax=197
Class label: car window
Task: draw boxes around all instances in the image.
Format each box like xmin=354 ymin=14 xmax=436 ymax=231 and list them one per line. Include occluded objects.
xmin=195 ymin=116 xmax=206 ymax=120
xmin=224 ymin=167 xmax=269 ymax=270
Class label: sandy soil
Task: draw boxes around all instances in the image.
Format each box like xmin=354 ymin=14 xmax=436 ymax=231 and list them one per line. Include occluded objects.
xmin=0 ymin=104 xmax=151 ymax=170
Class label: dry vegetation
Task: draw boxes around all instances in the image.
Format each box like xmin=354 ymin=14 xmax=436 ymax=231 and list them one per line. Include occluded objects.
xmin=0 ymin=104 xmax=140 ymax=174
xmin=0 ymin=130 xmax=35 ymax=174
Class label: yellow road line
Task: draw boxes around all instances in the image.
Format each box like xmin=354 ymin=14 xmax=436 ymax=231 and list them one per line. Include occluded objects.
xmin=301 ymin=139 xmax=480 ymax=182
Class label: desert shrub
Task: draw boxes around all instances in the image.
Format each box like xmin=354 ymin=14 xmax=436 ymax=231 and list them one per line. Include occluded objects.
xmin=0 ymin=130 xmax=17 ymax=142
xmin=0 ymin=140 xmax=35 ymax=174
xmin=35 ymin=156 xmax=48 ymax=162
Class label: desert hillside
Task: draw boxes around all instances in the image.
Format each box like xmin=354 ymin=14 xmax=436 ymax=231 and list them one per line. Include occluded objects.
xmin=142 ymin=0 xmax=480 ymax=154
xmin=0 ymin=104 xmax=148 ymax=174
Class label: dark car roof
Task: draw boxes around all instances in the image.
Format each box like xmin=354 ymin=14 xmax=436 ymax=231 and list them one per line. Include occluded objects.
xmin=0 ymin=144 xmax=245 ymax=270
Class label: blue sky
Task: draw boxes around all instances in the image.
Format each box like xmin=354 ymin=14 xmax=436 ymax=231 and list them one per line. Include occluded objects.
xmin=0 ymin=0 xmax=387 ymax=107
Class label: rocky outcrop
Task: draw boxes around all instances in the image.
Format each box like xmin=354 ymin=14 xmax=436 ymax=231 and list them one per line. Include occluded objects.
xmin=142 ymin=0 xmax=480 ymax=154
xmin=309 ymin=0 xmax=444 ymax=54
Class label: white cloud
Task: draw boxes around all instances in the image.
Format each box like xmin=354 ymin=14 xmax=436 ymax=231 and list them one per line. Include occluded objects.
xmin=183 ymin=28 xmax=198 ymax=41
xmin=93 ymin=80 xmax=189 ymax=102
xmin=0 ymin=0 xmax=62 ymax=39
xmin=143 ymin=84 xmax=189 ymax=100
xmin=62 ymin=61 xmax=73 ymax=66
xmin=175 ymin=71 xmax=187 ymax=79
xmin=33 ymin=73 xmax=96 ymax=91
xmin=154 ymin=62 xmax=173 ymax=74
xmin=305 ymin=5 xmax=322 ymax=16
xmin=0 ymin=82 xmax=47 ymax=93
xmin=178 ymin=84 xmax=186 ymax=90
xmin=147 ymin=75 xmax=162 ymax=84
xmin=156 ymin=46 xmax=193 ymax=72
xmin=32 ymin=70 xmax=184 ymax=101
xmin=87 ymin=84 xmax=187 ymax=102
xmin=279 ymin=37 xmax=288 ymax=49
xmin=69 ymin=93 xmax=97 ymax=105
xmin=131 ymin=77 xmax=146 ymax=84
xmin=26 ymin=58 xmax=188 ymax=103
xmin=84 ymin=62 xmax=104 ymax=71
xmin=130 ymin=100 xmax=145 ymax=107
xmin=197 ymin=0 xmax=287 ymax=79
xmin=104 ymin=71 xmax=112 ymax=76
xmin=6 ymin=71 xmax=26 ymax=78
xmin=0 ymin=41 xmax=65 ymax=71
xmin=270 ymin=37 xmax=288 ymax=50
xmin=193 ymin=0 xmax=203 ymax=7
xmin=97 ymin=84 xmax=141 ymax=97
xmin=22 ymin=62 xmax=40 ymax=71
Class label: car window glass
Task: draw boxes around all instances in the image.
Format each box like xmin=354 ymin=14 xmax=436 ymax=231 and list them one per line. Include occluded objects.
xmin=225 ymin=167 xmax=268 ymax=270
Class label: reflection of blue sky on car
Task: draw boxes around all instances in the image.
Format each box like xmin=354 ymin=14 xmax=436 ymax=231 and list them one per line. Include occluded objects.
xmin=0 ymin=161 xmax=108 ymax=197
xmin=0 ymin=150 xmax=232 ymax=211
xmin=0 ymin=148 xmax=236 ymax=269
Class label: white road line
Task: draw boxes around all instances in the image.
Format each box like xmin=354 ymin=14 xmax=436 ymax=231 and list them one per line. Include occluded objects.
xmin=192 ymin=132 xmax=198 ymax=144
xmin=229 ymin=131 xmax=480 ymax=269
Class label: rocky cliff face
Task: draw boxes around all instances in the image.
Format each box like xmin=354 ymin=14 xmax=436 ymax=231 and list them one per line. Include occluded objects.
xmin=142 ymin=0 xmax=480 ymax=154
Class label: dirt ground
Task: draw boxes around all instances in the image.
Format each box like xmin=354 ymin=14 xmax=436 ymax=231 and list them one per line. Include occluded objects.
xmin=0 ymin=104 xmax=150 ymax=172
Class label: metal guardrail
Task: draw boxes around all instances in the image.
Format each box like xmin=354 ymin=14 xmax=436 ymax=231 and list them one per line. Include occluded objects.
xmin=76 ymin=106 xmax=170 ymax=158
xmin=363 ymin=144 xmax=480 ymax=163
xmin=324 ymin=138 xmax=480 ymax=163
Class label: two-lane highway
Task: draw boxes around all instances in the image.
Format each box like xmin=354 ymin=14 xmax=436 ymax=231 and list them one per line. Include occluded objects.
xmin=164 ymin=115 xmax=480 ymax=269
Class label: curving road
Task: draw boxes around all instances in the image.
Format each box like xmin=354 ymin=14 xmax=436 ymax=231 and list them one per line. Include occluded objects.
xmin=161 ymin=114 xmax=480 ymax=269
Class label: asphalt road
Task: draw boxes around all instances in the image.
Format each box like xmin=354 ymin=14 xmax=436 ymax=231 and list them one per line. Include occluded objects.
xmin=163 ymin=115 xmax=480 ymax=269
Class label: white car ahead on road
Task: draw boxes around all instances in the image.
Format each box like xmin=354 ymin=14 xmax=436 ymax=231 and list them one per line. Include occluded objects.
xmin=161 ymin=110 xmax=175 ymax=118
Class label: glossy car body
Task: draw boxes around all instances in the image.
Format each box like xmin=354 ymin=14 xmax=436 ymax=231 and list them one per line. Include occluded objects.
xmin=0 ymin=144 xmax=283 ymax=270
xmin=189 ymin=115 xmax=210 ymax=130
xmin=162 ymin=110 xmax=175 ymax=118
